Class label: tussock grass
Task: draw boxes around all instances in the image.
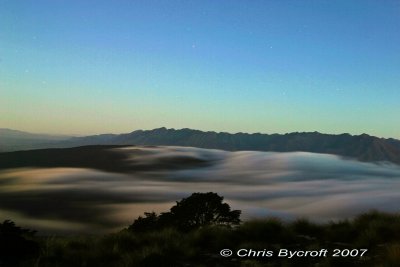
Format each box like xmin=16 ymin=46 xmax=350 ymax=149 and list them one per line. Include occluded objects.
xmin=7 ymin=211 xmax=400 ymax=267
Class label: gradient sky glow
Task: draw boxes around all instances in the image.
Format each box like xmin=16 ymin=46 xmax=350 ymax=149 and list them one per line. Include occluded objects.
xmin=1 ymin=0 xmax=399 ymax=137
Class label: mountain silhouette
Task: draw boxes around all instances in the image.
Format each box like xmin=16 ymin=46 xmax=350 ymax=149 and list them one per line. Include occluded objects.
xmin=58 ymin=128 xmax=400 ymax=164
xmin=0 ymin=128 xmax=71 ymax=152
xmin=1 ymin=127 xmax=400 ymax=164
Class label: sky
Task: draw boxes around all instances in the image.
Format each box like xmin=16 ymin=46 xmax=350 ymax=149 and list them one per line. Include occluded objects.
xmin=1 ymin=0 xmax=399 ymax=138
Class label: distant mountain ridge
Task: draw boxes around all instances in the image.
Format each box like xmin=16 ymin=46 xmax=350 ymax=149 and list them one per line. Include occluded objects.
xmin=45 ymin=128 xmax=400 ymax=164
xmin=1 ymin=127 xmax=400 ymax=165
xmin=0 ymin=128 xmax=71 ymax=152
xmin=0 ymin=128 xmax=70 ymax=140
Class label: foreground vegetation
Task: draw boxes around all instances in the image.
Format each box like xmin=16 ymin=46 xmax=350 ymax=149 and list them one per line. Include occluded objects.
xmin=1 ymin=194 xmax=400 ymax=267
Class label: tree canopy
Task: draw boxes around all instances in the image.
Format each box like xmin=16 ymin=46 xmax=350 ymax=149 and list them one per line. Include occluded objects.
xmin=0 ymin=220 xmax=39 ymax=265
xmin=129 ymin=192 xmax=241 ymax=231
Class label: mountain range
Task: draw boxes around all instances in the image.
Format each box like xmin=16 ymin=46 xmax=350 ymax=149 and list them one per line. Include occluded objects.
xmin=0 ymin=128 xmax=70 ymax=152
xmin=1 ymin=127 xmax=400 ymax=165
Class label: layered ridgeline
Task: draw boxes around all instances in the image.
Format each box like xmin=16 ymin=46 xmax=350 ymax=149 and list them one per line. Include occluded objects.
xmin=0 ymin=128 xmax=71 ymax=152
xmin=1 ymin=127 xmax=400 ymax=164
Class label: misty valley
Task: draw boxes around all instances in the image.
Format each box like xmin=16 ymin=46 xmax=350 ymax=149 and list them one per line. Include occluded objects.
xmin=1 ymin=145 xmax=400 ymax=234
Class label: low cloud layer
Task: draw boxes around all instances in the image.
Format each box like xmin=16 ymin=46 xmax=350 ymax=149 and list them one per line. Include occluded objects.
xmin=1 ymin=146 xmax=400 ymax=234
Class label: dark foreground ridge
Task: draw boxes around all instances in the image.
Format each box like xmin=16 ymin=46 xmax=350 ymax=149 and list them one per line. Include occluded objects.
xmin=2 ymin=127 xmax=400 ymax=164
xmin=2 ymin=195 xmax=400 ymax=267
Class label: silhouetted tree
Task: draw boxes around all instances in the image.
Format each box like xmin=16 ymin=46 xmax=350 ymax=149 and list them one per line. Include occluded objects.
xmin=0 ymin=220 xmax=36 ymax=236
xmin=0 ymin=220 xmax=39 ymax=265
xmin=129 ymin=192 xmax=241 ymax=232
xmin=128 ymin=212 xmax=159 ymax=232
xmin=166 ymin=192 xmax=241 ymax=230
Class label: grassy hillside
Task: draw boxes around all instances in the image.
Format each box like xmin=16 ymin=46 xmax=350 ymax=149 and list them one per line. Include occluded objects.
xmin=3 ymin=211 xmax=400 ymax=267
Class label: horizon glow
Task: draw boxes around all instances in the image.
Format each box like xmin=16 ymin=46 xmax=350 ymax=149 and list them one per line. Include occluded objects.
xmin=1 ymin=1 xmax=399 ymax=138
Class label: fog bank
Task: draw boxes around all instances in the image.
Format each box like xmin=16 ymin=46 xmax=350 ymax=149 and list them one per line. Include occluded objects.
xmin=1 ymin=146 xmax=399 ymax=233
